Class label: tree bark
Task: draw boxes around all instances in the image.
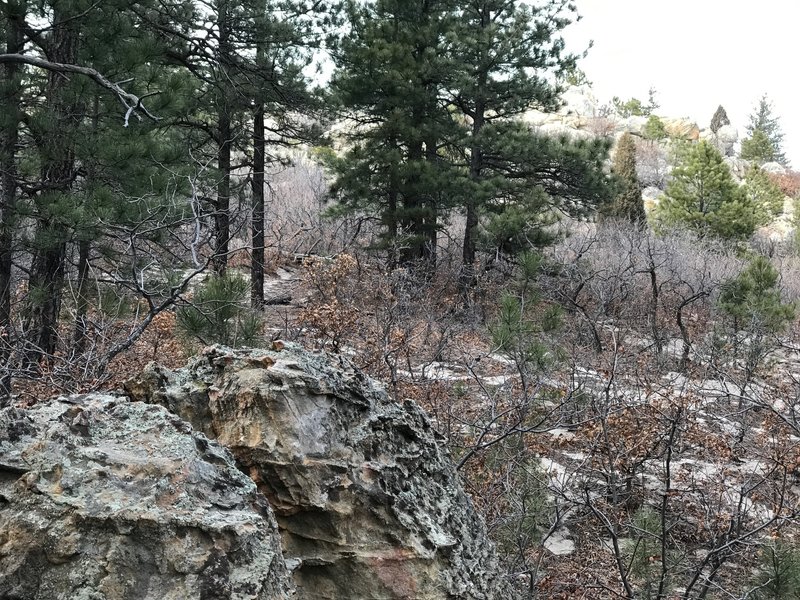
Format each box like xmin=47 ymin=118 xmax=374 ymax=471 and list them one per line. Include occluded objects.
xmin=0 ymin=0 xmax=25 ymax=401
xmin=251 ymin=99 xmax=265 ymax=309
xmin=213 ymin=0 xmax=232 ymax=275
xmin=25 ymin=6 xmax=80 ymax=363
xmin=460 ymin=103 xmax=484 ymax=294
xmin=72 ymin=238 xmax=91 ymax=355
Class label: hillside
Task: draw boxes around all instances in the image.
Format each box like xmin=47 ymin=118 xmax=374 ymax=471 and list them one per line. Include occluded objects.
xmin=3 ymin=1 xmax=800 ymax=598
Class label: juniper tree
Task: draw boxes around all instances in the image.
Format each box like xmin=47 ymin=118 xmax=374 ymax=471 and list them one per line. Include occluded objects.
xmin=710 ymin=105 xmax=730 ymax=134
xmin=604 ymin=132 xmax=645 ymax=225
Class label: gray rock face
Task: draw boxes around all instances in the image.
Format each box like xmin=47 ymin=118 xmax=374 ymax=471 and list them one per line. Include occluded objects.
xmin=128 ymin=343 xmax=514 ymax=600
xmin=0 ymin=396 xmax=294 ymax=600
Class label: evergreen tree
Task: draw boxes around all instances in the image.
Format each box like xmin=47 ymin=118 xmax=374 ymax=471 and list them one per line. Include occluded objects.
xmin=604 ymin=133 xmax=645 ymax=225
xmin=718 ymin=255 xmax=795 ymax=382
xmin=741 ymin=128 xmax=779 ymax=165
xmin=719 ymin=256 xmax=795 ymax=334
xmin=742 ymin=166 xmax=785 ymax=225
xmin=330 ymin=0 xmax=456 ymax=267
xmin=0 ymin=1 xmax=25 ymax=400
xmin=643 ymin=115 xmax=667 ymax=141
xmin=447 ymin=0 xmax=612 ymax=287
xmin=710 ymin=105 xmax=730 ymax=134
xmin=741 ymin=94 xmax=787 ymax=166
xmin=0 ymin=1 xmax=200 ymax=373
xmin=330 ymin=0 xmax=612 ymax=277
xmin=654 ymin=140 xmax=757 ymax=240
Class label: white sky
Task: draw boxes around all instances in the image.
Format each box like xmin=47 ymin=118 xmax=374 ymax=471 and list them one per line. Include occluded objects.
xmin=565 ymin=0 xmax=799 ymax=167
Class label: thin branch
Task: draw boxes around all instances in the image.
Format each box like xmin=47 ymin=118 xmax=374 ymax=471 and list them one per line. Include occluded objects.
xmin=0 ymin=54 xmax=161 ymax=125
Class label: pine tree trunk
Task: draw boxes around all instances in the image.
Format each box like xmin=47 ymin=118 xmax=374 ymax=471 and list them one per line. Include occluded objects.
xmin=423 ymin=135 xmax=438 ymax=271
xmin=213 ymin=1 xmax=232 ymax=275
xmin=251 ymin=100 xmax=265 ymax=309
xmin=460 ymin=102 xmax=485 ymax=295
xmin=0 ymin=0 xmax=25 ymax=401
xmin=25 ymin=7 xmax=80 ymax=363
xmin=72 ymin=238 xmax=91 ymax=355
xmin=400 ymin=140 xmax=425 ymax=265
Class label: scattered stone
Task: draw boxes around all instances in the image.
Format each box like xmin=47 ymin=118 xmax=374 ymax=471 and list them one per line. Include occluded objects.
xmin=544 ymin=529 xmax=576 ymax=556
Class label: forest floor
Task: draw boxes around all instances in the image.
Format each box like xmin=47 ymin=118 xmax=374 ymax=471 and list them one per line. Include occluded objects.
xmin=14 ymin=247 xmax=800 ymax=598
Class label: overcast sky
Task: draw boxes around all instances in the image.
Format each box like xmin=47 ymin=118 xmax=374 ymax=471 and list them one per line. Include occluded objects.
xmin=565 ymin=0 xmax=799 ymax=166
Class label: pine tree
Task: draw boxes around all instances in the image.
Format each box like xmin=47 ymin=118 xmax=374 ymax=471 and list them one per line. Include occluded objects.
xmin=0 ymin=1 xmax=25 ymax=400
xmin=710 ymin=105 xmax=730 ymax=134
xmin=742 ymin=166 xmax=785 ymax=225
xmin=0 ymin=0 xmax=199 ymax=371
xmin=654 ymin=140 xmax=757 ymax=240
xmin=604 ymin=133 xmax=645 ymax=225
xmin=643 ymin=115 xmax=667 ymax=141
xmin=741 ymin=128 xmax=779 ymax=165
xmin=330 ymin=0 xmax=456 ymax=268
xmin=448 ymin=0 xmax=612 ymax=287
xmin=741 ymin=94 xmax=787 ymax=166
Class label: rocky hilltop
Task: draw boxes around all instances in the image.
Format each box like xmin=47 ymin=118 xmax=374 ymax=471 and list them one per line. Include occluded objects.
xmin=1 ymin=343 xmax=513 ymax=600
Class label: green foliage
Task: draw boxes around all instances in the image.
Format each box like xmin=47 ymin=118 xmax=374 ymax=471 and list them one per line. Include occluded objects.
xmin=710 ymin=105 xmax=730 ymax=134
xmin=742 ymin=167 xmax=786 ymax=225
xmin=750 ymin=542 xmax=800 ymax=599
xmin=563 ymin=66 xmax=592 ymax=87
xmin=612 ymin=88 xmax=658 ymax=118
xmin=718 ymin=256 xmax=795 ymax=334
xmin=627 ymin=507 xmax=665 ymax=598
xmin=330 ymin=0 xmax=612 ymax=267
xmin=177 ymin=273 xmax=264 ymax=347
xmin=612 ymin=96 xmax=647 ymax=118
xmin=489 ymin=252 xmax=561 ymax=371
xmin=603 ymin=132 xmax=645 ymax=224
xmin=485 ymin=448 xmax=550 ymax=558
xmin=653 ymin=140 xmax=757 ymax=240
xmin=741 ymin=129 xmax=779 ymax=166
xmin=477 ymin=126 xmax=613 ymax=257
xmin=481 ymin=187 xmax=559 ymax=256
xmin=741 ymin=95 xmax=787 ymax=166
xmin=643 ymin=115 xmax=667 ymax=141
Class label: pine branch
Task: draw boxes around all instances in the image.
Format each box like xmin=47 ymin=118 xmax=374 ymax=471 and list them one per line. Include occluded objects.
xmin=0 ymin=54 xmax=161 ymax=126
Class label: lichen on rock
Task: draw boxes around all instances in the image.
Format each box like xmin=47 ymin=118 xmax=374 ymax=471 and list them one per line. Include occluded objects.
xmin=0 ymin=395 xmax=294 ymax=600
xmin=128 ymin=343 xmax=515 ymax=600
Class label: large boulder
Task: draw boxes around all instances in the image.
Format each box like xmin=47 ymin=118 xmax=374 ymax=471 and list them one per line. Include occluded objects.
xmin=716 ymin=124 xmax=739 ymax=156
xmin=0 ymin=396 xmax=294 ymax=600
xmin=702 ymin=124 xmax=739 ymax=157
xmin=761 ymin=161 xmax=787 ymax=175
xmin=662 ymin=117 xmax=701 ymax=141
xmin=127 ymin=344 xmax=514 ymax=600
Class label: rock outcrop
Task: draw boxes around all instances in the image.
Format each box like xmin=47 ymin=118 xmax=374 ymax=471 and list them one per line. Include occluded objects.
xmin=0 ymin=396 xmax=294 ymax=599
xmin=127 ymin=343 xmax=513 ymax=600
